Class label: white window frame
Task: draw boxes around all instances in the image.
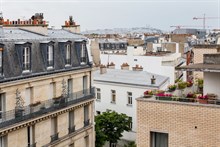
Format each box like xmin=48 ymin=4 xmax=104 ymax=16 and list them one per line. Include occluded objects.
xmin=27 ymin=125 xmax=35 ymax=146
xmin=47 ymin=45 xmax=54 ymax=69
xmin=80 ymin=44 xmax=86 ymax=64
xmin=111 ymin=90 xmax=116 ymax=103
xmin=127 ymin=92 xmax=132 ymax=105
xmin=65 ymin=44 xmax=71 ymax=66
xmin=96 ymin=88 xmax=101 ymax=101
xmin=23 ymin=47 xmax=30 ymax=72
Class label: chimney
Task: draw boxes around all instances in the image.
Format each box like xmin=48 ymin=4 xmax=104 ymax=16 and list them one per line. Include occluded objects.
xmin=0 ymin=12 xmax=4 ymax=38
xmin=107 ymin=62 xmax=115 ymax=69
xmin=132 ymin=64 xmax=143 ymax=71
xmin=100 ymin=64 xmax=107 ymax=74
xmin=121 ymin=63 xmax=129 ymax=70
xmin=151 ymin=75 xmax=156 ymax=84
xmin=62 ymin=16 xmax=80 ymax=33
xmin=3 ymin=13 xmax=48 ymax=36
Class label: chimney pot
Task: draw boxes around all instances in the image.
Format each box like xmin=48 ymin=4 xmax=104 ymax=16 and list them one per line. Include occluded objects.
xmin=151 ymin=75 xmax=156 ymax=84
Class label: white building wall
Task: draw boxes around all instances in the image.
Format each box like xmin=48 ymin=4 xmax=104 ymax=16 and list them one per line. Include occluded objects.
xmin=94 ymin=80 xmax=169 ymax=141
xmin=204 ymin=72 xmax=220 ymax=97
xmin=101 ymin=54 xmax=177 ymax=83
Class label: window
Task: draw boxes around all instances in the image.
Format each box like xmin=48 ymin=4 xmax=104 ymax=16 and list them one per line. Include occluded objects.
xmin=84 ymin=135 xmax=89 ymax=147
xmin=25 ymin=87 xmax=33 ymax=106
xmin=65 ymin=44 xmax=71 ymax=65
xmin=96 ymin=88 xmax=101 ymax=101
xmin=0 ymin=94 xmax=5 ymax=121
xmin=49 ymin=82 xmax=56 ymax=99
xmin=80 ymin=44 xmax=87 ymax=64
xmin=0 ymin=49 xmax=2 ymax=76
xmin=96 ymin=111 xmax=101 ymax=115
xmin=84 ymin=105 xmax=89 ymax=127
xmin=111 ymin=90 xmax=116 ymax=103
xmin=150 ymin=132 xmax=168 ymax=147
xmin=51 ymin=117 xmax=58 ymax=142
xmin=83 ymin=76 xmax=87 ymax=94
xmin=129 ymin=117 xmax=132 ymax=129
xmin=69 ymin=111 xmax=75 ymax=134
xmin=127 ymin=92 xmax=132 ymax=105
xmin=47 ymin=45 xmax=54 ymax=68
xmin=27 ymin=125 xmax=35 ymax=146
xmin=23 ymin=47 xmax=31 ymax=71
xmin=0 ymin=136 xmax=7 ymax=147
xmin=110 ymin=143 xmax=117 ymax=147
xmin=68 ymin=79 xmax=73 ymax=98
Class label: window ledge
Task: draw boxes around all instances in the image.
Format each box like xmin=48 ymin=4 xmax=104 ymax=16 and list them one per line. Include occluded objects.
xmin=111 ymin=101 xmax=116 ymax=104
xmin=127 ymin=104 xmax=133 ymax=107
xmin=96 ymin=99 xmax=101 ymax=102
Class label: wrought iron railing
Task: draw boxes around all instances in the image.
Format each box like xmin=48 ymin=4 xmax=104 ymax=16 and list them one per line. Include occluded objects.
xmin=50 ymin=133 xmax=59 ymax=142
xmin=84 ymin=119 xmax=90 ymax=127
xmin=0 ymin=87 xmax=95 ymax=128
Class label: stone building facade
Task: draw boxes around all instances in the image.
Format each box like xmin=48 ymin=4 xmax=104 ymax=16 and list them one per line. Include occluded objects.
xmin=0 ymin=14 xmax=95 ymax=147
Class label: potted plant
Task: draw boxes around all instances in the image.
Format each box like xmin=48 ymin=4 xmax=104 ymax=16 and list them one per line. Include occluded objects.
xmin=197 ymin=95 xmax=208 ymax=104
xmin=186 ymin=80 xmax=193 ymax=87
xmin=177 ymin=82 xmax=187 ymax=90
xmin=168 ymin=84 xmax=177 ymax=92
xmin=156 ymin=93 xmax=173 ymax=101
xmin=180 ymin=92 xmax=196 ymax=102
xmin=29 ymin=101 xmax=41 ymax=107
xmin=143 ymin=90 xmax=153 ymax=98
xmin=196 ymin=78 xmax=203 ymax=93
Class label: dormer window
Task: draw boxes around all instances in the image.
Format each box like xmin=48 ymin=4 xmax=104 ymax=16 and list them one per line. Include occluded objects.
xmin=47 ymin=45 xmax=54 ymax=68
xmin=23 ymin=47 xmax=31 ymax=72
xmin=65 ymin=44 xmax=71 ymax=66
xmin=80 ymin=44 xmax=86 ymax=64
xmin=0 ymin=49 xmax=2 ymax=76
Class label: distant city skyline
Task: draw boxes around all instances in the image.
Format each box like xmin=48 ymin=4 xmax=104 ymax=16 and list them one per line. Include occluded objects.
xmin=0 ymin=0 xmax=219 ymax=31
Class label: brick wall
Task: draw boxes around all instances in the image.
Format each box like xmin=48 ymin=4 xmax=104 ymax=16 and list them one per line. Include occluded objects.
xmin=137 ymin=99 xmax=220 ymax=147
xmin=193 ymin=48 xmax=218 ymax=79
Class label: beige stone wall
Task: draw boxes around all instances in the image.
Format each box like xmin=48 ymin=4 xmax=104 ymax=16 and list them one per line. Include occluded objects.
xmin=193 ymin=48 xmax=218 ymax=79
xmin=0 ymin=69 xmax=91 ymax=111
xmin=35 ymin=119 xmax=51 ymax=147
xmin=137 ymin=99 xmax=220 ymax=147
xmin=8 ymin=127 xmax=27 ymax=147
xmin=58 ymin=113 xmax=69 ymax=138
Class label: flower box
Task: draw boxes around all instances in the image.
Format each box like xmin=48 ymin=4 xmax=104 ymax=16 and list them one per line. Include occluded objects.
xmin=156 ymin=96 xmax=172 ymax=101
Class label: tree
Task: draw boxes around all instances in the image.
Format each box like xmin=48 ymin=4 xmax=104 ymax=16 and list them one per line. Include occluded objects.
xmin=95 ymin=110 xmax=132 ymax=147
xmin=124 ymin=141 xmax=136 ymax=147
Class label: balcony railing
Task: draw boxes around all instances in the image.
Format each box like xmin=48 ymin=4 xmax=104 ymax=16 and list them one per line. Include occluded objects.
xmin=27 ymin=143 xmax=36 ymax=147
xmin=50 ymin=133 xmax=59 ymax=142
xmin=68 ymin=125 xmax=75 ymax=134
xmin=84 ymin=119 xmax=90 ymax=127
xmin=0 ymin=87 xmax=95 ymax=128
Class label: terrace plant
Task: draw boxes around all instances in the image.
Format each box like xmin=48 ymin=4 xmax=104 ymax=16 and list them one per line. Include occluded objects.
xmin=177 ymin=81 xmax=187 ymax=90
xmin=168 ymin=84 xmax=177 ymax=92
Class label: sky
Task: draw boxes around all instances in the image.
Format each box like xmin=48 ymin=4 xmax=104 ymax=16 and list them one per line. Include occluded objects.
xmin=0 ymin=0 xmax=219 ymax=31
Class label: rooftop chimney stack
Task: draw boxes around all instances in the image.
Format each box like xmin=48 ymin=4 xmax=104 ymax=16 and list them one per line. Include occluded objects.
xmin=107 ymin=62 xmax=115 ymax=69
xmin=151 ymin=75 xmax=156 ymax=84
xmin=62 ymin=16 xmax=80 ymax=33
xmin=100 ymin=64 xmax=107 ymax=74
xmin=121 ymin=63 xmax=130 ymax=70
xmin=132 ymin=64 xmax=143 ymax=71
xmin=0 ymin=12 xmax=4 ymax=38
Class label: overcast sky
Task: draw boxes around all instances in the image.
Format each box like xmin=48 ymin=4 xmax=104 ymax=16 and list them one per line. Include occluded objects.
xmin=0 ymin=0 xmax=219 ymax=31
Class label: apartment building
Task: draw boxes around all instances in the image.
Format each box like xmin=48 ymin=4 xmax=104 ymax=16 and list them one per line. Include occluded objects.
xmin=136 ymin=53 xmax=220 ymax=147
xmin=0 ymin=13 xmax=95 ymax=147
xmin=94 ymin=66 xmax=169 ymax=143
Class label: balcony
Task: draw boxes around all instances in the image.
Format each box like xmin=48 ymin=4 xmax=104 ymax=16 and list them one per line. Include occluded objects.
xmin=0 ymin=88 xmax=95 ymax=128
xmin=84 ymin=119 xmax=90 ymax=127
xmin=50 ymin=133 xmax=59 ymax=142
